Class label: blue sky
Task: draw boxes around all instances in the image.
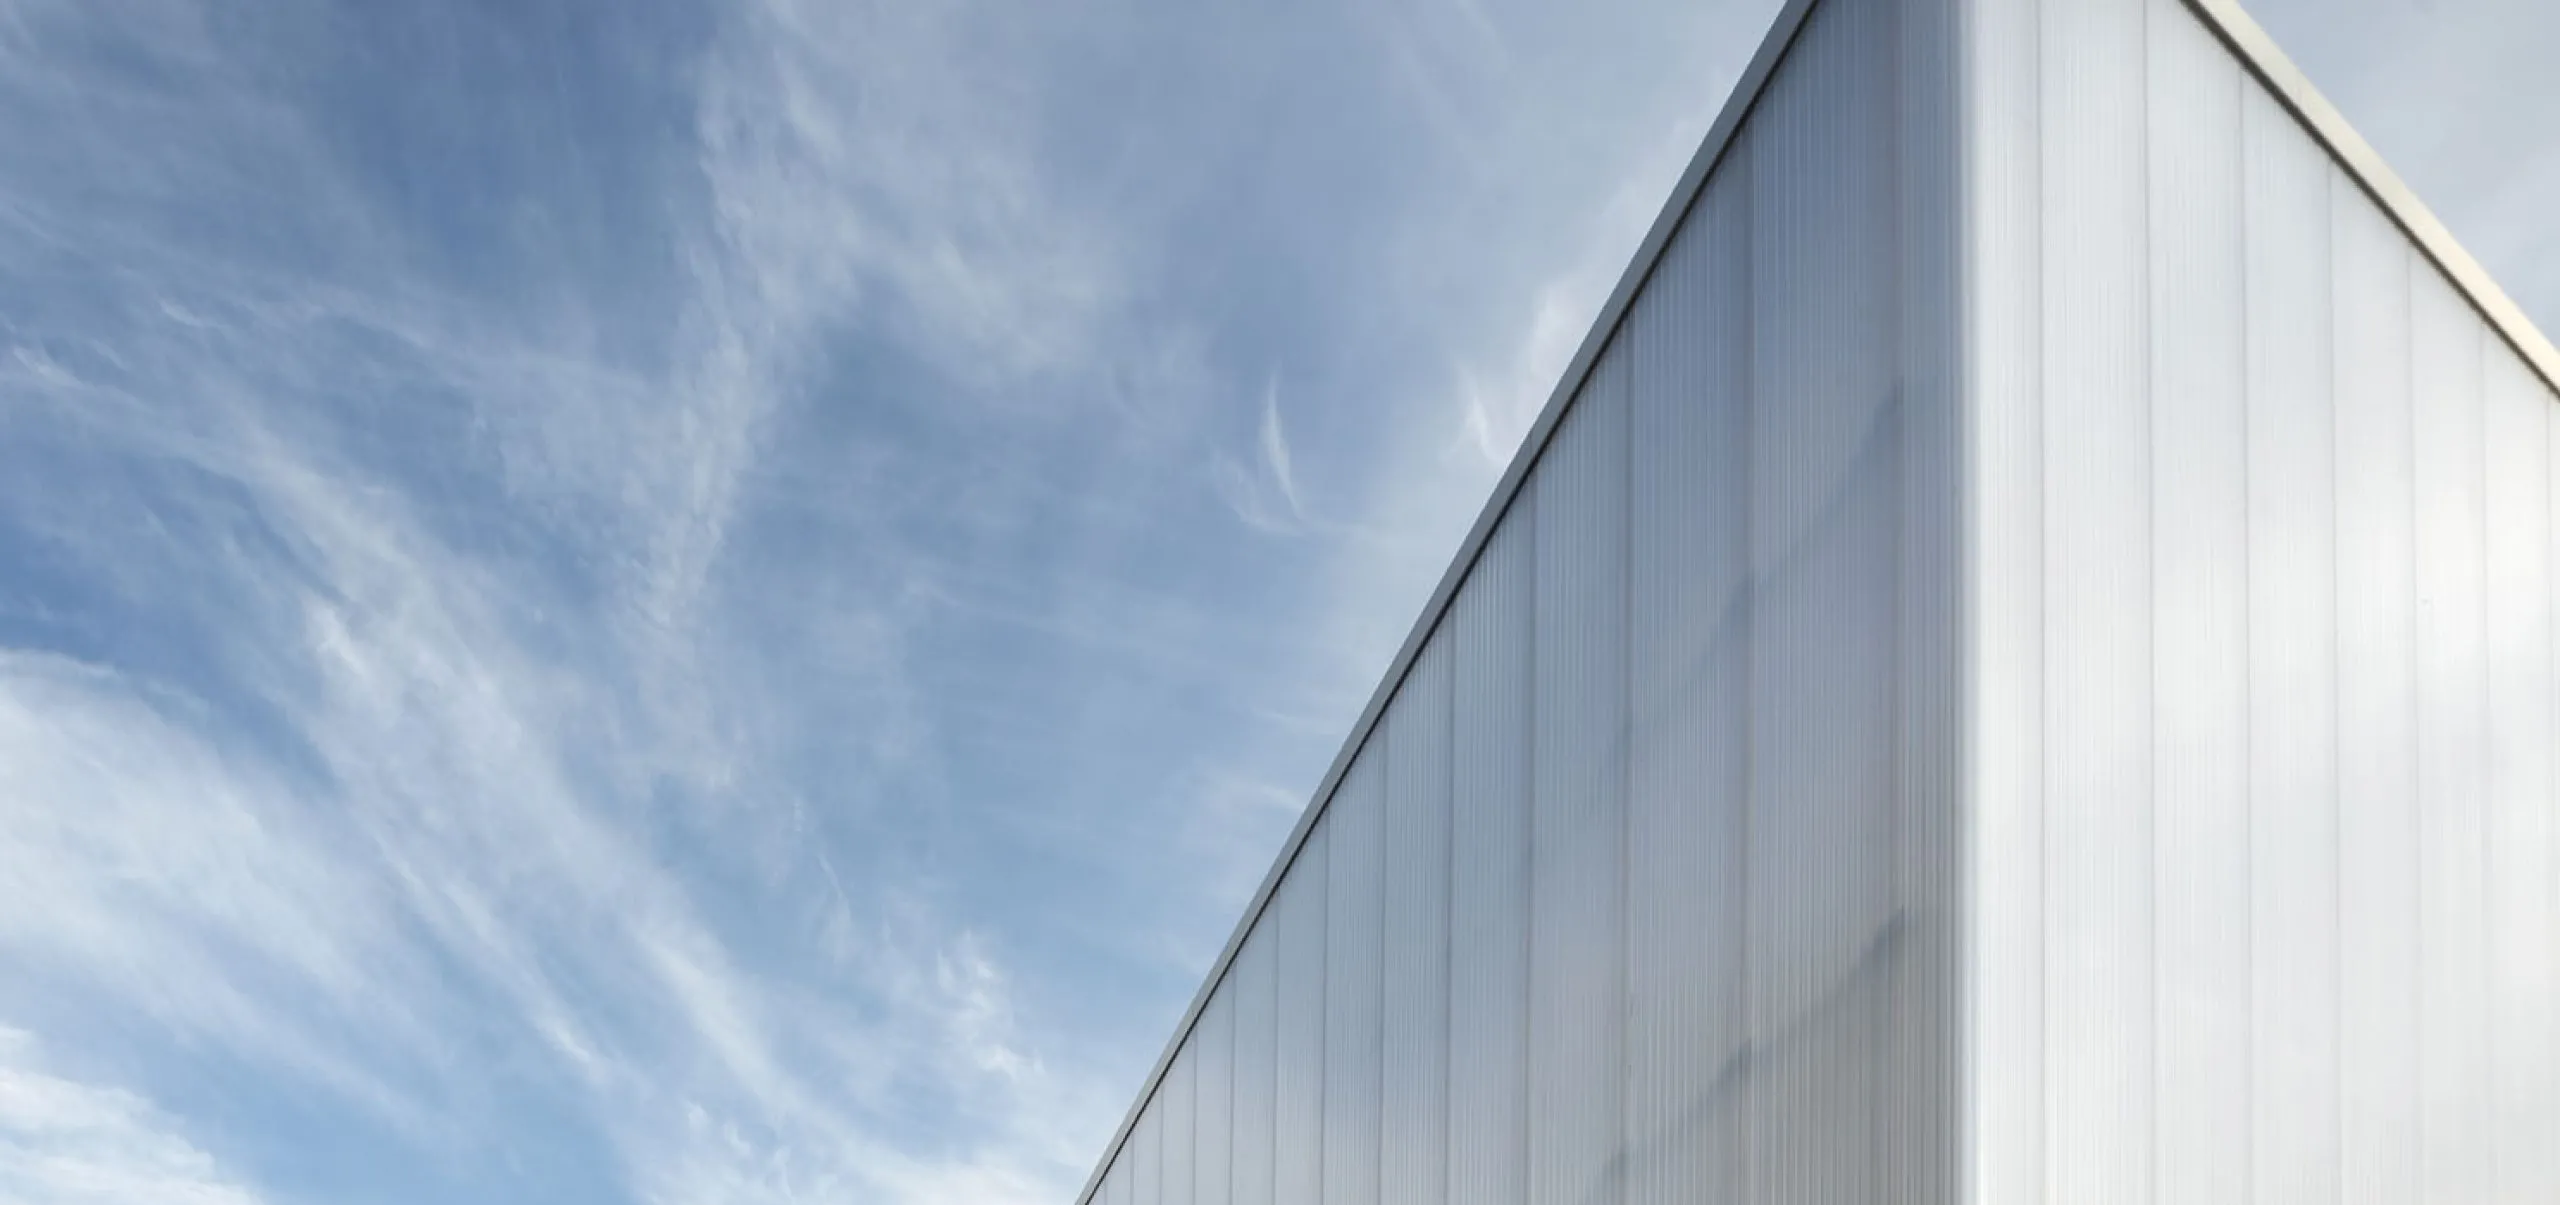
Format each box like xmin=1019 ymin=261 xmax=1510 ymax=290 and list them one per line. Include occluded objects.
xmin=0 ymin=0 xmax=2552 ymax=1202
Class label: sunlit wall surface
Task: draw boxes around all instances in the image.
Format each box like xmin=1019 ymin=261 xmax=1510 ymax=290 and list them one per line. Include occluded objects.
xmin=1969 ymin=0 xmax=2560 ymax=1203
xmin=1083 ymin=0 xmax=2560 ymax=1199
xmin=1081 ymin=0 xmax=1967 ymax=1201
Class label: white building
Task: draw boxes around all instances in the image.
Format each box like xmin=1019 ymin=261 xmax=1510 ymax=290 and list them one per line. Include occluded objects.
xmin=1078 ymin=0 xmax=2560 ymax=1202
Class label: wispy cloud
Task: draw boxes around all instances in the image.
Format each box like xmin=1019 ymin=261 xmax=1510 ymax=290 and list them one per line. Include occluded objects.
xmin=0 ymin=1028 xmax=267 ymax=1205
xmin=1212 ymin=379 xmax=1312 ymax=536
xmin=0 ymin=0 xmax=1097 ymax=1198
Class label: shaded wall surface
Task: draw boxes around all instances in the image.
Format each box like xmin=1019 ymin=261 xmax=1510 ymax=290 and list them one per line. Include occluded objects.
xmin=1081 ymin=0 xmax=1968 ymax=1201
xmin=1970 ymin=1 xmax=2560 ymax=1204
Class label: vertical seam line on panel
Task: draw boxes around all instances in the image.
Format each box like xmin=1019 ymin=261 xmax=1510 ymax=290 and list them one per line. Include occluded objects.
xmin=1225 ymin=994 xmax=1236 ymax=1205
xmin=1617 ymin=321 xmax=1635 ymax=1205
xmin=1521 ymin=493 xmax=1538 ymax=1203
xmin=2320 ymin=163 xmax=2345 ymax=1205
xmin=1378 ymin=764 xmax=1390 ymax=1205
xmin=1611 ymin=318 xmax=1632 ymax=1205
xmin=1318 ymin=840 xmax=1331 ymax=1205
xmin=2474 ymin=322 xmax=2495 ymax=1204
xmin=1951 ymin=0 xmax=1983 ymax=1192
xmin=2138 ymin=0 xmax=2163 ymax=1198
xmin=1738 ymin=122 xmax=1760 ymax=1205
xmin=1884 ymin=0 xmax=1904 ymax=1197
xmin=2235 ymin=62 xmax=2258 ymax=1205
xmin=2027 ymin=0 xmax=2050 ymax=1192
xmin=2402 ymin=242 xmax=2423 ymax=1199
xmin=1271 ymin=941 xmax=1282 ymax=1205
xmin=2539 ymin=350 xmax=2560 ymax=1205
xmin=2548 ymin=358 xmax=2559 ymax=1201
xmin=1439 ymin=652 xmax=1454 ymax=1205
xmin=1882 ymin=0 xmax=1908 ymax=1192
xmin=1230 ymin=997 xmax=1239 ymax=1203
xmin=2322 ymin=164 xmax=2344 ymax=1205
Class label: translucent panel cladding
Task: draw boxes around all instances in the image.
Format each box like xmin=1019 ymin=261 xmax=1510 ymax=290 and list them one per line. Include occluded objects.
xmin=2037 ymin=0 xmax=2157 ymax=1201
xmin=1272 ymin=827 xmax=1326 ymax=1205
xmin=1746 ymin=0 xmax=1902 ymax=1200
xmin=1447 ymin=507 xmax=1532 ymax=1205
xmin=2330 ymin=166 xmax=2421 ymax=1205
xmin=1133 ymin=1098 xmax=1160 ymax=1205
xmin=1162 ymin=1042 xmax=1194 ymax=1205
xmin=1323 ymin=751 xmax=1384 ymax=1205
xmin=1964 ymin=0 xmax=2048 ymax=1195
xmin=1194 ymin=990 xmax=1235 ymax=1205
xmin=1528 ymin=335 xmax=1628 ymax=1205
xmin=1967 ymin=1 xmax=2560 ymax=1203
xmin=2542 ymin=352 xmax=2560 ymax=1205
xmin=1622 ymin=141 xmax=1751 ymax=1205
xmin=2484 ymin=325 xmax=2557 ymax=1205
xmin=2146 ymin=9 xmax=2249 ymax=1205
xmin=2241 ymin=81 xmax=2340 ymax=1205
xmin=1890 ymin=0 xmax=1970 ymax=1197
xmin=1230 ymin=924 xmax=1278 ymax=1205
xmin=2411 ymin=259 xmax=2491 ymax=1205
xmin=1379 ymin=638 xmax=1450 ymax=1205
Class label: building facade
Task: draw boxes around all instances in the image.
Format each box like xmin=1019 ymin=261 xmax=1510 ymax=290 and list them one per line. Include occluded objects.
xmin=1079 ymin=0 xmax=2560 ymax=1202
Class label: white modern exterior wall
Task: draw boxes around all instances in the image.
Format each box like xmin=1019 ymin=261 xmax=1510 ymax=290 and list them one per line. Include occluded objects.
xmin=1081 ymin=0 xmax=2560 ymax=1201
xmin=1968 ymin=1 xmax=2560 ymax=1204
xmin=1077 ymin=0 xmax=1968 ymax=1201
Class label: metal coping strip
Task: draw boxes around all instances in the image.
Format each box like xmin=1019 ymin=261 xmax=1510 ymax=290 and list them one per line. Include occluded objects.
xmin=1074 ymin=0 xmax=2560 ymax=1199
xmin=1068 ymin=0 xmax=1829 ymax=1198
xmin=2183 ymin=0 xmax=2560 ymax=396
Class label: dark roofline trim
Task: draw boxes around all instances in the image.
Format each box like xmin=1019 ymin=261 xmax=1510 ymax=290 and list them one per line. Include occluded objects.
xmin=2184 ymin=0 xmax=2560 ymax=396
xmin=1068 ymin=0 xmax=1829 ymax=1199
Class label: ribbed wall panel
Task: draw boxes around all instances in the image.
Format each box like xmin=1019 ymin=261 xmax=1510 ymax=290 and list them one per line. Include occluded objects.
xmin=1748 ymin=4 xmax=1904 ymax=1205
xmin=2039 ymin=0 xmax=2157 ymax=1202
xmin=2330 ymin=167 xmax=2422 ymax=1205
xmin=1622 ymin=162 xmax=1751 ymax=1205
xmin=1892 ymin=0 xmax=1969 ymax=1198
xmin=1163 ymin=1044 xmax=1195 ymax=1205
xmin=2483 ymin=339 xmax=2556 ymax=1205
xmin=1447 ymin=512 xmax=1533 ymax=1205
xmin=1133 ymin=1100 xmax=1160 ymax=1205
xmin=1194 ymin=991 xmax=1234 ymax=1205
xmin=1323 ymin=753 xmax=1385 ymax=1205
xmin=1965 ymin=0 xmax=2047 ymax=1198
xmin=1272 ymin=829 xmax=1326 ymax=1205
xmin=2146 ymin=10 xmax=2250 ymax=1205
xmin=1380 ymin=639 xmax=1451 ymax=1205
xmin=1528 ymin=344 xmax=1629 ymax=1205
xmin=2241 ymin=81 xmax=2341 ymax=1205
xmin=1230 ymin=927 xmax=1278 ymax=1205
xmin=2411 ymin=263 xmax=2491 ymax=1205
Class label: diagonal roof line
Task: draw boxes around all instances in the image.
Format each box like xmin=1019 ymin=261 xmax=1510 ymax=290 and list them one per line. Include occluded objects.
xmin=2184 ymin=0 xmax=2560 ymax=396
xmin=1067 ymin=0 xmax=1831 ymax=1198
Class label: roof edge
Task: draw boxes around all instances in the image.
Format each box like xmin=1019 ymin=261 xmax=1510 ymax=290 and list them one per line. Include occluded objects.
xmin=2183 ymin=0 xmax=2560 ymax=396
xmin=1067 ymin=0 xmax=1829 ymax=1199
